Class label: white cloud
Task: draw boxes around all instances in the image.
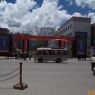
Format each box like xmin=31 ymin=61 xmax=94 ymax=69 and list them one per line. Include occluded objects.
xmin=0 ymin=0 xmax=94 ymax=35
xmin=72 ymin=12 xmax=82 ymax=17
xmin=0 ymin=0 xmax=72 ymax=34
xmin=88 ymin=12 xmax=95 ymax=24
xmin=73 ymin=0 xmax=95 ymax=9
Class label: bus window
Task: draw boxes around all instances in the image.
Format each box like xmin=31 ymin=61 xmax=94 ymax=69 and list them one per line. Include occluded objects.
xmin=58 ymin=51 xmax=61 ymax=55
xmin=49 ymin=50 xmax=55 ymax=55
xmin=36 ymin=51 xmax=42 ymax=55
xmin=62 ymin=51 xmax=67 ymax=55
xmin=43 ymin=50 xmax=48 ymax=55
xmin=54 ymin=50 xmax=58 ymax=55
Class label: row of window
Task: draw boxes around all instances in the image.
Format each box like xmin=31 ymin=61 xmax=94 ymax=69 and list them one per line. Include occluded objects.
xmin=66 ymin=32 xmax=73 ymax=37
xmin=38 ymin=31 xmax=54 ymax=36
xmin=36 ymin=50 xmax=68 ymax=55
xmin=63 ymin=24 xmax=72 ymax=32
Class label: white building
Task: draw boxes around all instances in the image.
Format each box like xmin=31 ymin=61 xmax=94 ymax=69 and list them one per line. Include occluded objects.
xmin=58 ymin=17 xmax=91 ymax=57
xmin=33 ymin=27 xmax=55 ymax=36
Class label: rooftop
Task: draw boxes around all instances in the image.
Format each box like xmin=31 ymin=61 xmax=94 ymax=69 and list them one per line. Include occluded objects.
xmin=58 ymin=16 xmax=91 ymax=31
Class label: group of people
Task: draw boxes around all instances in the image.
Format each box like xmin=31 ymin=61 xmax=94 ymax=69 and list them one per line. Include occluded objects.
xmin=15 ymin=52 xmax=33 ymax=60
xmin=77 ymin=55 xmax=86 ymax=61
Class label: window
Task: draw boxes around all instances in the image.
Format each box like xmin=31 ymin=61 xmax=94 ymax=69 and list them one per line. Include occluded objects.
xmin=70 ymin=24 xmax=72 ymax=29
xmin=49 ymin=50 xmax=55 ymax=55
xmin=66 ymin=27 xmax=67 ymax=31
xmin=43 ymin=50 xmax=48 ymax=55
xmin=68 ymin=25 xmax=69 ymax=30
xmin=70 ymin=33 xmax=72 ymax=36
xmin=36 ymin=51 xmax=42 ymax=55
xmin=62 ymin=51 xmax=67 ymax=55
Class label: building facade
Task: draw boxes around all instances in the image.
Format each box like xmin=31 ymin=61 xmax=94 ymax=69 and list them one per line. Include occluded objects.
xmin=0 ymin=28 xmax=16 ymax=56
xmin=58 ymin=17 xmax=91 ymax=57
xmin=30 ymin=27 xmax=56 ymax=49
xmin=32 ymin=27 xmax=55 ymax=36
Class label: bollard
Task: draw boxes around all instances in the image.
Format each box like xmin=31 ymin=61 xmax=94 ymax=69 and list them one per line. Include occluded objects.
xmin=13 ymin=62 xmax=28 ymax=90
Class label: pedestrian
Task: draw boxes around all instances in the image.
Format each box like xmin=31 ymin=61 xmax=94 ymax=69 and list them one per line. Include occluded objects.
xmin=82 ymin=55 xmax=86 ymax=61
xmin=78 ymin=55 xmax=81 ymax=61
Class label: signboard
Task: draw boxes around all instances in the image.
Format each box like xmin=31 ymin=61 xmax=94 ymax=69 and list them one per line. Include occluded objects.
xmin=0 ymin=36 xmax=9 ymax=50
xmin=76 ymin=32 xmax=87 ymax=38
xmin=77 ymin=39 xmax=86 ymax=55
xmin=76 ymin=32 xmax=87 ymax=55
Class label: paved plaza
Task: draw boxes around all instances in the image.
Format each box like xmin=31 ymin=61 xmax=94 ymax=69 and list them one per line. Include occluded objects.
xmin=0 ymin=58 xmax=94 ymax=95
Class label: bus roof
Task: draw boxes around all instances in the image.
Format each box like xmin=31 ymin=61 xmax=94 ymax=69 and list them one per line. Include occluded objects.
xmin=37 ymin=48 xmax=51 ymax=50
xmin=37 ymin=48 xmax=67 ymax=51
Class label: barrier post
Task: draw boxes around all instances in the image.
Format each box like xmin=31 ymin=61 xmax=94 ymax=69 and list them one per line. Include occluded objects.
xmin=13 ymin=62 xmax=28 ymax=90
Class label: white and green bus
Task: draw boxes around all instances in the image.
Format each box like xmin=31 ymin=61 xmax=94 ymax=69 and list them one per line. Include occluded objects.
xmin=34 ymin=48 xmax=68 ymax=63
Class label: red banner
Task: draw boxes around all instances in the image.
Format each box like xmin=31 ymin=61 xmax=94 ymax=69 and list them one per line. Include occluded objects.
xmin=15 ymin=34 xmax=74 ymax=42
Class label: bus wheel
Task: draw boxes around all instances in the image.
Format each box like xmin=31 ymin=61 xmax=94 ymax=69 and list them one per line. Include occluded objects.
xmin=38 ymin=58 xmax=43 ymax=63
xmin=56 ymin=58 xmax=62 ymax=63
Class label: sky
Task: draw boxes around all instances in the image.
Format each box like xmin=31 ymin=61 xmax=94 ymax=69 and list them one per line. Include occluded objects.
xmin=0 ymin=0 xmax=95 ymax=34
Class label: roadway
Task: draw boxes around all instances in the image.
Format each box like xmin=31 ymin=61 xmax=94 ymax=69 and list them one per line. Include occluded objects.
xmin=0 ymin=58 xmax=94 ymax=95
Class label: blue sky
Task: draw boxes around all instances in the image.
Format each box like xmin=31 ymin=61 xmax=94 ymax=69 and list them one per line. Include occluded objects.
xmin=5 ymin=0 xmax=95 ymax=15
xmin=58 ymin=0 xmax=94 ymax=15
xmin=0 ymin=0 xmax=95 ymax=34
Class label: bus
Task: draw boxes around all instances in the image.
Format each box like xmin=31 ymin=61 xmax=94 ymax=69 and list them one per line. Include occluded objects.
xmin=34 ymin=48 xmax=68 ymax=63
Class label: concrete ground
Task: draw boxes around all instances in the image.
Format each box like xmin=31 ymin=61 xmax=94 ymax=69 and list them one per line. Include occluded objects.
xmin=0 ymin=58 xmax=94 ymax=95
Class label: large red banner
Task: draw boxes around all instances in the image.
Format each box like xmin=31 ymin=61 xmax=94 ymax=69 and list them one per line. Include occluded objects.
xmin=15 ymin=34 xmax=74 ymax=42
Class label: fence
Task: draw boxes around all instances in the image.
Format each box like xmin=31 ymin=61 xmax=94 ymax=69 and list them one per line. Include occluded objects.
xmin=0 ymin=62 xmax=28 ymax=90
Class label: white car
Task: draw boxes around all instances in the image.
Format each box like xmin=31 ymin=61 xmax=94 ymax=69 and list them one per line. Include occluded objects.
xmin=91 ymin=54 xmax=95 ymax=71
xmin=91 ymin=56 xmax=95 ymax=62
